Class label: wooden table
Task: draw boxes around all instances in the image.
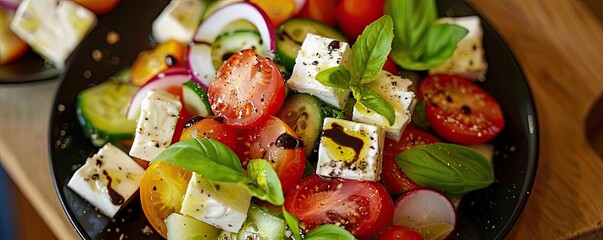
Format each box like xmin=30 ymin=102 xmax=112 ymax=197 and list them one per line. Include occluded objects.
xmin=1 ymin=0 xmax=602 ymax=239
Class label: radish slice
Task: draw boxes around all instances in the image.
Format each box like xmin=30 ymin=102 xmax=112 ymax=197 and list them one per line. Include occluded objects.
xmin=0 ymin=0 xmax=20 ymax=11
xmin=187 ymin=2 xmax=275 ymax=87
xmin=393 ymin=189 xmax=456 ymax=240
xmin=126 ymin=67 xmax=192 ymax=120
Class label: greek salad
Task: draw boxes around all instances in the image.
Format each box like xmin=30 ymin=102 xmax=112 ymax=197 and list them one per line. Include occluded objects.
xmin=66 ymin=0 xmax=505 ymax=239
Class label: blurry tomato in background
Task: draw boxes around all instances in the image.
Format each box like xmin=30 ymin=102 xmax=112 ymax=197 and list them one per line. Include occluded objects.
xmin=73 ymin=0 xmax=121 ymax=15
xmin=296 ymin=0 xmax=338 ymax=26
xmin=336 ymin=0 xmax=385 ymax=42
xmin=250 ymin=0 xmax=296 ymax=27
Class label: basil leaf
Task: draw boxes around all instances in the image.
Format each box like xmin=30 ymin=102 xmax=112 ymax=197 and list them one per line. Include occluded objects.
xmin=396 ymin=143 xmax=494 ymax=195
xmin=305 ymin=225 xmax=356 ymax=240
xmin=153 ymin=138 xmax=246 ymax=183
xmin=282 ymin=207 xmax=302 ymax=240
xmin=352 ymin=15 xmax=394 ymax=84
xmin=351 ymin=86 xmax=395 ymax=126
xmin=418 ymin=23 xmax=469 ymax=66
xmin=386 ymin=0 xmax=436 ymax=51
xmin=315 ymin=66 xmax=351 ymax=89
xmin=242 ymin=159 xmax=284 ymax=205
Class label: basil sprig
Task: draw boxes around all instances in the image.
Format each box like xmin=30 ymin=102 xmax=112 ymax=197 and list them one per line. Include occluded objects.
xmin=282 ymin=207 xmax=356 ymax=240
xmin=386 ymin=0 xmax=468 ymax=70
xmin=153 ymin=138 xmax=284 ymax=205
xmin=315 ymin=15 xmax=396 ymax=125
xmin=396 ymin=143 xmax=494 ymax=195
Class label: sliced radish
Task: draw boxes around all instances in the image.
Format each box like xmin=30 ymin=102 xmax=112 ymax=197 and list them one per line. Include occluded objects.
xmin=393 ymin=189 xmax=456 ymax=240
xmin=187 ymin=2 xmax=275 ymax=87
xmin=126 ymin=67 xmax=192 ymax=120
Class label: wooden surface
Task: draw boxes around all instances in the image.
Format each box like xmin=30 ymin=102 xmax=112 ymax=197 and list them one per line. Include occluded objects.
xmin=0 ymin=0 xmax=602 ymax=239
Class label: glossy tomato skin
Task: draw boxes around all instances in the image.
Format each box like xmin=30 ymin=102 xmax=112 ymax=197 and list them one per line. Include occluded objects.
xmin=180 ymin=116 xmax=238 ymax=150
xmin=382 ymin=128 xmax=441 ymax=195
xmin=208 ymin=49 xmax=286 ymax=128
xmin=296 ymin=0 xmax=338 ymax=26
xmin=285 ymin=175 xmax=394 ymax=239
xmin=237 ymin=116 xmax=305 ymax=193
xmin=130 ymin=40 xmax=186 ymax=86
xmin=73 ymin=0 xmax=120 ymax=14
xmin=419 ymin=74 xmax=505 ymax=145
xmin=336 ymin=0 xmax=385 ymax=42
xmin=378 ymin=225 xmax=425 ymax=240
xmin=249 ymin=0 xmax=296 ymax=27
xmin=382 ymin=56 xmax=399 ymax=75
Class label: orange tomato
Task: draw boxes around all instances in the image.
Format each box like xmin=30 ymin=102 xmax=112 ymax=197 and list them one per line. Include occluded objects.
xmin=73 ymin=0 xmax=121 ymax=15
xmin=140 ymin=161 xmax=192 ymax=238
xmin=249 ymin=0 xmax=296 ymax=27
xmin=130 ymin=40 xmax=186 ymax=86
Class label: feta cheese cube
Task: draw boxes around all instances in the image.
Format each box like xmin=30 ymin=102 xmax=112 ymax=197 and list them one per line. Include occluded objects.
xmin=353 ymin=70 xmax=415 ymax=141
xmin=129 ymin=90 xmax=182 ymax=161
xmin=67 ymin=143 xmax=145 ymax=218
xmin=316 ymin=118 xmax=385 ymax=181
xmin=152 ymin=0 xmax=205 ymax=43
xmin=429 ymin=16 xmax=488 ymax=81
xmin=10 ymin=0 xmax=96 ymax=68
xmin=180 ymin=174 xmax=252 ymax=233
xmin=287 ymin=33 xmax=352 ymax=108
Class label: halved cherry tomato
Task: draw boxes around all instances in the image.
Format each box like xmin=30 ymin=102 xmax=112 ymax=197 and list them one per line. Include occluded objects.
xmin=73 ymin=0 xmax=121 ymax=14
xmin=237 ymin=116 xmax=305 ymax=193
xmin=296 ymin=0 xmax=338 ymax=26
xmin=336 ymin=0 xmax=385 ymax=42
xmin=208 ymin=49 xmax=286 ymax=128
xmin=285 ymin=175 xmax=394 ymax=239
xmin=418 ymin=74 xmax=505 ymax=145
xmin=140 ymin=161 xmax=192 ymax=238
xmin=250 ymin=0 xmax=296 ymax=27
xmin=378 ymin=225 xmax=425 ymax=240
xmin=180 ymin=116 xmax=238 ymax=150
xmin=381 ymin=128 xmax=441 ymax=196
xmin=130 ymin=40 xmax=186 ymax=86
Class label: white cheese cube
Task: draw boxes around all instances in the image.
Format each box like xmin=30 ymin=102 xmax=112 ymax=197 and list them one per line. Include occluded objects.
xmin=67 ymin=143 xmax=145 ymax=218
xmin=152 ymin=0 xmax=205 ymax=43
xmin=180 ymin=174 xmax=252 ymax=233
xmin=316 ymin=118 xmax=385 ymax=181
xmin=287 ymin=33 xmax=352 ymax=108
xmin=10 ymin=0 xmax=96 ymax=68
xmin=429 ymin=16 xmax=488 ymax=81
xmin=129 ymin=90 xmax=182 ymax=161
xmin=352 ymin=70 xmax=415 ymax=141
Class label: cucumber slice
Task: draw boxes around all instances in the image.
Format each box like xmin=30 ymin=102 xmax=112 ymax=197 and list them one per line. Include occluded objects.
xmin=182 ymin=80 xmax=212 ymax=117
xmin=276 ymin=18 xmax=346 ymax=71
xmin=211 ymin=30 xmax=265 ymax=68
xmin=165 ymin=212 xmax=220 ymax=240
xmin=239 ymin=205 xmax=287 ymax=240
xmin=277 ymin=93 xmax=325 ymax=156
xmin=76 ymin=80 xmax=139 ymax=147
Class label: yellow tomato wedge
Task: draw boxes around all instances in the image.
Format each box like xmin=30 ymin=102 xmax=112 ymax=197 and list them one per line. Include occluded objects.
xmin=249 ymin=0 xmax=295 ymax=27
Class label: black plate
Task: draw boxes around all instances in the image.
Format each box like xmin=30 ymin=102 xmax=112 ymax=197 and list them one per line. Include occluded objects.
xmin=49 ymin=0 xmax=539 ymax=239
xmin=0 ymin=49 xmax=61 ymax=83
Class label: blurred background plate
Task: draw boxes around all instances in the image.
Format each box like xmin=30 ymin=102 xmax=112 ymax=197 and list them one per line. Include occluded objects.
xmin=0 ymin=50 xmax=61 ymax=83
xmin=49 ymin=0 xmax=539 ymax=239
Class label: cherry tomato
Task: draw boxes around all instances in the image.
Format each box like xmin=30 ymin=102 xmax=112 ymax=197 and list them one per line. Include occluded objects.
xmin=336 ymin=0 xmax=385 ymax=41
xmin=296 ymin=0 xmax=338 ymax=26
xmin=378 ymin=225 xmax=425 ymax=240
xmin=382 ymin=56 xmax=399 ymax=75
xmin=130 ymin=40 xmax=186 ymax=86
xmin=237 ymin=116 xmax=305 ymax=193
xmin=382 ymin=128 xmax=441 ymax=195
xmin=140 ymin=161 xmax=192 ymax=238
xmin=208 ymin=49 xmax=286 ymax=128
xmin=0 ymin=9 xmax=28 ymax=64
xmin=180 ymin=116 xmax=238 ymax=150
xmin=418 ymin=74 xmax=505 ymax=145
xmin=249 ymin=0 xmax=296 ymax=27
xmin=285 ymin=175 xmax=394 ymax=239
xmin=73 ymin=0 xmax=120 ymax=14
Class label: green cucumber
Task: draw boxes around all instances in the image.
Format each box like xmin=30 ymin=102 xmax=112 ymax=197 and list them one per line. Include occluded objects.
xmin=211 ymin=30 xmax=265 ymax=68
xmin=165 ymin=213 xmax=220 ymax=240
xmin=76 ymin=80 xmax=139 ymax=147
xmin=219 ymin=205 xmax=287 ymax=240
xmin=277 ymin=94 xmax=327 ymax=156
xmin=275 ymin=18 xmax=346 ymax=71
xmin=182 ymin=80 xmax=212 ymax=117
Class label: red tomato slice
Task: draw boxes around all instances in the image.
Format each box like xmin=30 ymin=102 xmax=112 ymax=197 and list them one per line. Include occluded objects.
xmin=382 ymin=129 xmax=440 ymax=195
xmin=285 ymin=175 xmax=394 ymax=239
xmin=73 ymin=0 xmax=120 ymax=14
xmin=378 ymin=225 xmax=425 ymax=240
xmin=296 ymin=0 xmax=338 ymax=26
xmin=208 ymin=49 xmax=286 ymax=128
xmin=418 ymin=74 xmax=504 ymax=145
xmin=180 ymin=116 xmax=238 ymax=150
xmin=336 ymin=0 xmax=385 ymax=42
xmin=237 ymin=116 xmax=305 ymax=193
